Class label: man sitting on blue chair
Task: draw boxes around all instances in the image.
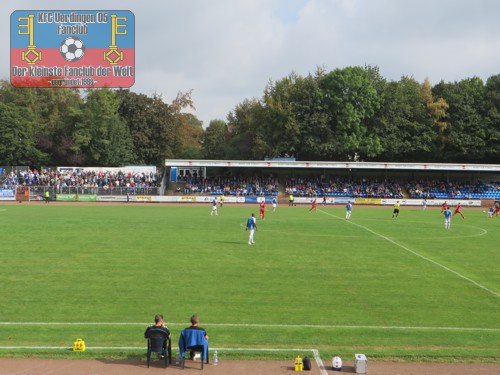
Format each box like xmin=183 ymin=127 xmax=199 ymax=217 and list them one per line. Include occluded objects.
xmin=179 ymin=315 xmax=209 ymax=368
xmin=187 ymin=314 xmax=208 ymax=354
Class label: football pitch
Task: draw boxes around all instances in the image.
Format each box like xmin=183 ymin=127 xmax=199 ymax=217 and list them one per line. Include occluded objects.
xmin=0 ymin=203 xmax=498 ymax=361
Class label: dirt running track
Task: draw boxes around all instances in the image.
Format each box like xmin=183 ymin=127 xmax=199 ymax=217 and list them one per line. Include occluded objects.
xmin=0 ymin=359 xmax=499 ymax=375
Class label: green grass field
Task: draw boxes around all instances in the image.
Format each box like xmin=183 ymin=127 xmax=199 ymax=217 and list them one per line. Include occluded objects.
xmin=0 ymin=203 xmax=498 ymax=362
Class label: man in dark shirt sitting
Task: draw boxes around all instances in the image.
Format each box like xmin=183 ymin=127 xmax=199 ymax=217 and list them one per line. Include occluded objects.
xmin=145 ymin=314 xmax=170 ymax=356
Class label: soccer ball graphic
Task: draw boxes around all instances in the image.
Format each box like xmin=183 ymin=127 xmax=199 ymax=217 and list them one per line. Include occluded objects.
xmin=60 ymin=36 xmax=86 ymax=62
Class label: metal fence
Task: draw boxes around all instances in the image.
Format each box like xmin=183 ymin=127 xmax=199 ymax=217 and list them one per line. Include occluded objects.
xmin=29 ymin=186 xmax=163 ymax=196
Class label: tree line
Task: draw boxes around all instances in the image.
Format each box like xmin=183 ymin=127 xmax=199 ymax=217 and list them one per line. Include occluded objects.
xmin=1 ymin=65 xmax=500 ymax=167
xmin=0 ymin=81 xmax=202 ymax=167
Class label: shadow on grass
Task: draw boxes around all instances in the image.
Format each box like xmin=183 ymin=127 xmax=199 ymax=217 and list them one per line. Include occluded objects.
xmin=215 ymin=241 xmax=247 ymax=245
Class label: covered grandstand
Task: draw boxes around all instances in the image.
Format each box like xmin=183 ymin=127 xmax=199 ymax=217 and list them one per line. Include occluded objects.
xmin=164 ymin=160 xmax=500 ymax=201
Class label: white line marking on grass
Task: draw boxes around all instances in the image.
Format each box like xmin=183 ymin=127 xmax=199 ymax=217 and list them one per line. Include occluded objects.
xmin=1 ymin=322 xmax=499 ymax=332
xmin=313 ymin=349 xmax=327 ymax=375
xmin=460 ymin=225 xmax=488 ymax=238
xmin=354 ymin=220 xmax=488 ymax=239
xmin=199 ymin=324 xmax=500 ymax=332
xmin=319 ymin=209 xmax=500 ymax=299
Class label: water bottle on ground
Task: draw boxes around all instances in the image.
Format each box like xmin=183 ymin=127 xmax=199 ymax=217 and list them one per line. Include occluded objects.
xmin=213 ymin=350 xmax=218 ymax=365
xmin=175 ymin=351 xmax=180 ymax=365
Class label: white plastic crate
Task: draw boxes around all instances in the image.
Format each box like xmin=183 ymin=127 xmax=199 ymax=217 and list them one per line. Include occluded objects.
xmin=354 ymin=353 xmax=367 ymax=374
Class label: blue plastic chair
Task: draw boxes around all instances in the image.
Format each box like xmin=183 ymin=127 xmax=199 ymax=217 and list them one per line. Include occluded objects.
xmin=178 ymin=329 xmax=209 ymax=369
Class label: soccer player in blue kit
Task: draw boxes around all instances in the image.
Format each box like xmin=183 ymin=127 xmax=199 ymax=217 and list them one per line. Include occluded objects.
xmin=210 ymin=197 xmax=218 ymax=216
xmin=246 ymin=213 xmax=257 ymax=245
xmin=346 ymin=201 xmax=352 ymax=220
xmin=443 ymin=207 xmax=452 ymax=229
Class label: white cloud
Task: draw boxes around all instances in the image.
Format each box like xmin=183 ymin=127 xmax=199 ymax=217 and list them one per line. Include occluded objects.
xmin=2 ymin=0 xmax=500 ymax=126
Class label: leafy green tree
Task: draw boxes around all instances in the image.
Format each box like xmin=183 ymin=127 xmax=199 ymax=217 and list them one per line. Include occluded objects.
xmin=117 ymin=90 xmax=154 ymax=164
xmin=0 ymin=81 xmax=48 ymax=165
xmin=30 ymin=87 xmax=84 ymax=165
xmin=433 ymin=77 xmax=487 ymax=162
xmin=0 ymin=101 xmax=40 ymax=165
xmin=421 ymin=79 xmax=449 ymax=132
xmin=420 ymin=78 xmax=449 ymax=157
xmin=318 ymin=66 xmax=383 ymax=160
xmin=73 ymin=89 xmax=134 ymax=166
xmin=263 ymin=72 xmax=319 ymax=159
xmin=117 ymin=90 xmax=172 ymax=165
xmin=177 ymin=113 xmax=203 ymax=159
xmin=202 ymin=119 xmax=228 ymax=159
xmin=117 ymin=90 xmax=194 ymax=166
xmin=226 ymin=99 xmax=267 ymax=159
xmin=484 ymin=74 xmax=500 ymax=162
xmin=375 ymin=77 xmax=435 ymax=161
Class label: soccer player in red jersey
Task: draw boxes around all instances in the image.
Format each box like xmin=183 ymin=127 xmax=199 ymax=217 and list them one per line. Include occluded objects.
xmin=309 ymin=198 xmax=317 ymax=213
xmin=440 ymin=201 xmax=448 ymax=213
xmin=259 ymin=200 xmax=266 ymax=220
xmin=452 ymin=202 xmax=465 ymax=218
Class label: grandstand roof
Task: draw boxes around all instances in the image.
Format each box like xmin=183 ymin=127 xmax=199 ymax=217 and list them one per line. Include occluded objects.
xmin=165 ymin=160 xmax=500 ymax=172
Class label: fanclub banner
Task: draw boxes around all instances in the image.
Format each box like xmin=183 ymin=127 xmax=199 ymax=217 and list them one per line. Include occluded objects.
xmin=0 ymin=189 xmax=15 ymax=197
xmin=381 ymin=198 xmax=481 ymax=207
xmin=11 ymin=10 xmax=134 ymax=88
xmin=96 ymin=195 xmax=129 ymax=202
xmin=0 ymin=189 xmax=15 ymax=201
xmin=354 ymin=198 xmax=382 ymax=205
xmin=56 ymin=194 xmax=96 ymax=202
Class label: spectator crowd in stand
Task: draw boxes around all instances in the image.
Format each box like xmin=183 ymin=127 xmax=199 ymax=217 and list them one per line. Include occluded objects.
xmin=284 ymin=177 xmax=404 ymax=199
xmin=405 ymin=179 xmax=500 ymax=199
xmin=1 ymin=168 xmax=163 ymax=194
xmin=176 ymin=174 xmax=500 ymax=199
xmin=178 ymin=174 xmax=279 ymax=196
xmin=2 ymin=168 xmax=500 ymax=199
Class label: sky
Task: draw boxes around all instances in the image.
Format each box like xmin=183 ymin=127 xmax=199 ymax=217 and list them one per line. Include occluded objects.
xmin=2 ymin=0 xmax=500 ymax=127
